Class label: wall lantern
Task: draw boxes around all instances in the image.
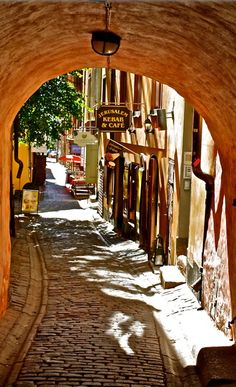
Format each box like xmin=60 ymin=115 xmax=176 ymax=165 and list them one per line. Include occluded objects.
xmin=153 ymin=235 xmax=165 ymax=266
xmin=144 ymin=116 xmax=154 ymax=134
xmin=91 ymin=1 xmax=121 ymax=56
xmin=128 ymin=126 xmax=136 ymax=134
xmin=150 ymin=104 xmax=175 ymax=131
xmin=91 ymin=31 xmax=121 ymax=56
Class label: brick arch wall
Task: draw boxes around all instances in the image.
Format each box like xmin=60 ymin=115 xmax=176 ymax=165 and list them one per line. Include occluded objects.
xmin=0 ymin=1 xmax=236 ymax=317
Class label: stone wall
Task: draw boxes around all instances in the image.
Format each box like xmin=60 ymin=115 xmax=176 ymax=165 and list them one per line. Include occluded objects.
xmin=203 ymin=154 xmax=232 ymax=333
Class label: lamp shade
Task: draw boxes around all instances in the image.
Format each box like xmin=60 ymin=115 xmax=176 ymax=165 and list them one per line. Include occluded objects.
xmin=91 ymin=30 xmax=121 ymax=56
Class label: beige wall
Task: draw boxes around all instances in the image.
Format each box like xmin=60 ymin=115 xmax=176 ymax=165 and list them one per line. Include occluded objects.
xmin=162 ymin=86 xmax=186 ymax=263
xmin=177 ymin=103 xmax=193 ymax=241
xmin=188 ymin=121 xmax=215 ymax=267
xmin=188 ymin=176 xmax=206 ymax=266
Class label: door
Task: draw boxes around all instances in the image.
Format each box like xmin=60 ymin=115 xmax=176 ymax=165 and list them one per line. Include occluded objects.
xmin=147 ymin=155 xmax=159 ymax=260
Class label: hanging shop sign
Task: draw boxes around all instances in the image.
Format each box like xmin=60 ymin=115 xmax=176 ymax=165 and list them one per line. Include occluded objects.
xmin=106 ymin=139 xmax=124 ymax=153
xmin=96 ymin=105 xmax=131 ymax=132
xmin=74 ymin=132 xmax=98 ymax=146
xmin=31 ymin=144 xmax=47 ymax=154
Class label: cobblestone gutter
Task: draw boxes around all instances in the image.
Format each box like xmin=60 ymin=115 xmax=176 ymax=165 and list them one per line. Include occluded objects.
xmin=0 ymin=219 xmax=48 ymax=386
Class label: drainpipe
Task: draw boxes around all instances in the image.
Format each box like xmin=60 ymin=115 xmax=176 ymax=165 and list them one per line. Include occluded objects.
xmin=10 ymin=115 xmax=23 ymax=237
xmin=228 ymin=316 xmax=236 ymax=341
xmin=13 ymin=115 xmax=23 ymax=179
xmin=191 ymin=124 xmax=214 ymax=305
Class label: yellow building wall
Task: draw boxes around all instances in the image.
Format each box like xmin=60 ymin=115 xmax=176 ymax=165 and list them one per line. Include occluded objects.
xmin=12 ymin=142 xmax=31 ymax=191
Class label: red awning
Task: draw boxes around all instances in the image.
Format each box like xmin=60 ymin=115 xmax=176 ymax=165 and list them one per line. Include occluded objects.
xmin=59 ymin=155 xmax=81 ymax=163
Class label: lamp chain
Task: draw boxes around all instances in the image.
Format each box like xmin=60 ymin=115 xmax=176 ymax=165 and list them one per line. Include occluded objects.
xmin=105 ymin=0 xmax=112 ymax=70
xmin=105 ymin=0 xmax=112 ymax=30
xmin=107 ymin=56 xmax=111 ymax=71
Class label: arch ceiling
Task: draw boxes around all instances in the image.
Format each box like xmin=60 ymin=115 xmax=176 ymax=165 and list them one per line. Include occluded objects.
xmin=0 ymin=0 xmax=235 ymax=156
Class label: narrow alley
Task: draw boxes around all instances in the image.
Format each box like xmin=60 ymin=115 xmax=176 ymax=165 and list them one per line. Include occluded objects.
xmin=0 ymin=161 xmax=231 ymax=387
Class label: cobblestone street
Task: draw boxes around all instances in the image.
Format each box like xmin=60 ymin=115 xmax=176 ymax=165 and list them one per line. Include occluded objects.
xmin=16 ymin=219 xmax=166 ymax=386
xmin=1 ymin=161 xmax=230 ymax=387
xmin=13 ymin=161 xmax=169 ymax=386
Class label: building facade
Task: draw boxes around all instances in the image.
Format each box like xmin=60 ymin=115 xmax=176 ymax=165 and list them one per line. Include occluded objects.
xmin=75 ymin=67 xmax=232 ymax=337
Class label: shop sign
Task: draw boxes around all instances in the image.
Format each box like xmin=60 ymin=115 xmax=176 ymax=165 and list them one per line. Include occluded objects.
xmin=106 ymin=140 xmax=123 ymax=154
xmin=31 ymin=144 xmax=47 ymax=154
xmin=74 ymin=132 xmax=98 ymax=146
xmin=22 ymin=189 xmax=39 ymax=213
xmin=96 ymin=105 xmax=131 ymax=132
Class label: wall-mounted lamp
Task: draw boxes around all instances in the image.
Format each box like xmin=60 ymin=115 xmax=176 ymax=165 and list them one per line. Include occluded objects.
xmin=150 ymin=105 xmax=174 ymax=131
xmin=132 ymin=110 xmax=141 ymax=118
xmin=91 ymin=1 xmax=121 ymax=56
xmin=128 ymin=126 xmax=136 ymax=134
xmin=144 ymin=117 xmax=154 ymax=134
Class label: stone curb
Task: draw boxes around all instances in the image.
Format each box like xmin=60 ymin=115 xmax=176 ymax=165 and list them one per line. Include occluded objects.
xmin=0 ymin=225 xmax=48 ymax=386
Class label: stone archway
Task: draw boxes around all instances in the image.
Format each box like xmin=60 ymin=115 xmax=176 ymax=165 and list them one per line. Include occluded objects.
xmin=0 ymin=1 xmax=235 ymax=317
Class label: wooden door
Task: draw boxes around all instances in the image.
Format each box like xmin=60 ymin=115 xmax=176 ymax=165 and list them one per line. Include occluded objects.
xmin=147 ymin=155 xmax=159 ymax=260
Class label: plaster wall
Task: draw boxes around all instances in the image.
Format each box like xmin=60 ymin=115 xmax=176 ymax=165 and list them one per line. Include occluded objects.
xmin=188 ymin=176 xmax=206 ymax=267
xmin=177 ymin=103 xmax=193 ymax=240
xmin=188 ymin=121 xmax=214 ymax=267
xmin=163 ymin=86 xmax=186 ymax=263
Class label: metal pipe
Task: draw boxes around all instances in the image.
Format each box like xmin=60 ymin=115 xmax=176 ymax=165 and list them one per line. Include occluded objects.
xmin=192 ymin=119 xmax=214 ymax=304
xmin=13 ymin=115 xmax=23 ymax=179
xmin=227 ymin=317 xmax=236 ymax=341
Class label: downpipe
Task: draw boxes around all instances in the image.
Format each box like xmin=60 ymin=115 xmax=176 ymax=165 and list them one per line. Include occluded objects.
xmin=191 ymin=125 xmax=214 ymax=306
xmin=227 ymin=317 xmax=236 ymax=342
xmin=10 ymin=115 xmax=23 ymax=237
xmin=13 ymin=115 xmax=23 ymax=179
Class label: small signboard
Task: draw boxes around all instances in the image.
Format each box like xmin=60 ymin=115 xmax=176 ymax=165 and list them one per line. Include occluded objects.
xmin=106 ymin=140 xmax=124 ymax=154
xmin=22 ymin=189 xmax=39 ymax=213
xmin=31 ymin=144 xmax=47 ymax=154
xmin=74 ymin=132 xmax=98 ymax=146
xmin=96 ymin=105 xmax=131 ymax=132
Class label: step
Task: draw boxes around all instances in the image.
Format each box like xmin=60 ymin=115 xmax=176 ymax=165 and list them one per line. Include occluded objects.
xmin=196 ymin=345 xmax=236 ymax=386
xmin=159 ymin=265 xmax=186 ymax=289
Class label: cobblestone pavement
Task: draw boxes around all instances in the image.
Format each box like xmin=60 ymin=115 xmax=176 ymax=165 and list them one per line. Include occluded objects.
xmin=3 ymin=161 xmax=230 ymax=387
xmin=12 ymin=162 xmax=169 ymax=386
xmin=15 ymin=217 xmax=168 ymax=387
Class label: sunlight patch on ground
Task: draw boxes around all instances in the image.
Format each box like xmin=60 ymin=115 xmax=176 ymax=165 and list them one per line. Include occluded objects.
xmin=152 ymin=284 xmax=232 ymax=368
xmin=69 ymin=255 xmax=107 ymax=263
xmin=95 ymin=269 xmax=133 ymax=280
xmin=102 ymin=287 xmax=163 ymax=311
xmin=106 ymin=311 xmax=145 ymax=355
xmin=63 ymin=247 xmax=78 ymax=252
xmin=51 ymin=254 xmax=64 ymax=259
xmin=102 ymin=287 xmax=145 ymax=300
xmin=109 ymin=240 xmax=140 ymax=253
xmin=70 ymin=266 xmax=79 ymax=272
xmin=39 ymin=209 xmax=98 ymax=221
xmin=46 ymin=160 xmax=66 ymax=186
